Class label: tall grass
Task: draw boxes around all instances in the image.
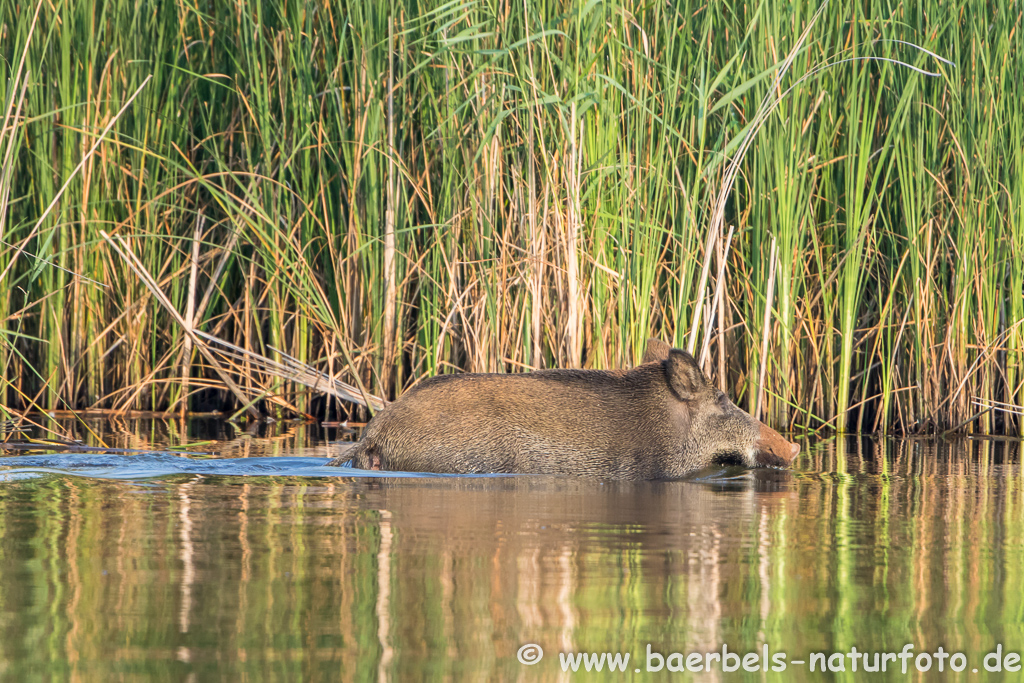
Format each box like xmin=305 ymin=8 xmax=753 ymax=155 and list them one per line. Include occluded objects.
xmin=0 ymin=0 xmax=1021 ymax=434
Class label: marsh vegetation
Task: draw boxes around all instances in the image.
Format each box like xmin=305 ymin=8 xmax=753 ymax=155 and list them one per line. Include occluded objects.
xmin=1 ymin=0 xmax=1021 ymax=434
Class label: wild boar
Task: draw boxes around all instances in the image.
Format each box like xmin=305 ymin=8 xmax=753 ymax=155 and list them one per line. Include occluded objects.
xmin=328 ymin=340 xmax=799 ymax=479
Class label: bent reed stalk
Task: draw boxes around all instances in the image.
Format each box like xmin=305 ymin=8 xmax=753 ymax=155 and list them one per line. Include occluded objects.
xmin=0 ymin=0 xmax=1021 ymax=435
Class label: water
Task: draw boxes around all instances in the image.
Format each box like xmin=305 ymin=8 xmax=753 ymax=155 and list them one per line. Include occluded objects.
xmin=1 ymin=421 xmax=1022 ymax=681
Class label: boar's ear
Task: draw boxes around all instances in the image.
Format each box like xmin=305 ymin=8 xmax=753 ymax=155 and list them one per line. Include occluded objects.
xmin=665 ymin=349 xmax=709 ymax=399
xmin=641 ymin=338 xmax=671 ymax=364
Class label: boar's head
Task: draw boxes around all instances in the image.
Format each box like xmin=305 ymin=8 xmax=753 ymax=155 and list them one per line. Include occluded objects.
xmin=662 ymin=348 xmax=800 ymax=470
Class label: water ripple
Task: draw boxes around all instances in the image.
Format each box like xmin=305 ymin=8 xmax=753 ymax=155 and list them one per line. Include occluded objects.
xmin=0 ymin=453 xmax=772 ymax=483
xmin=0 ymin=453 xmax=428 ymax=481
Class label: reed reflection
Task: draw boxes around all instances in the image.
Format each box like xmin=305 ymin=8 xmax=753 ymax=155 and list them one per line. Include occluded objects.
xmin=0 ymin=435 xmax=1020 ymax=681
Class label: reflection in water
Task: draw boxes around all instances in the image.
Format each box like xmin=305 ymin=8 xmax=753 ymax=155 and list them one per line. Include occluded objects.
xmin=179 ymin=480 xmax=195 ymax=638
xmin=376 ymin=509 xmax=393 ymax=683
xmin=0 ymin=424 xmax=1022 ymax=681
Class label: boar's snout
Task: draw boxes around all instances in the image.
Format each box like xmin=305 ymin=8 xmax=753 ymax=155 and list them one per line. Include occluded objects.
xmin=753 ymin=424 xmax=800 ymax=468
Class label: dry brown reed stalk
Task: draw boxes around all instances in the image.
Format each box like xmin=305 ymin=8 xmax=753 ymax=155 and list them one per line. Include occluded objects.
xmin=382 ymin=18 xmax=399 ymax=392
xmin=101 ymin=230 xmax=261 ymax=419
xmin=565 ymin=101 xmax=583 ymax=367
xmin=698 ymin=225 xmax=735 ymax=368
xmin=687 ymin=222 xmax=719 ymax=356
xmin=182 ymin=214 xmax=204 ymax=417
xmin=103 ymin=228 xmax=387 ymax=416
xmin=192 ymin=331 xmax=386 ymax=412
xmin=973 ymin=398 xmax=1024 ymax=419
xmin=755 ymin=237 xmax=779 ymax=421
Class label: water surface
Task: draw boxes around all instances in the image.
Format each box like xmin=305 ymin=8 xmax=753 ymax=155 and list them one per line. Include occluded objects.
xmin=1 ymin=421 xmax=1021 ymax=681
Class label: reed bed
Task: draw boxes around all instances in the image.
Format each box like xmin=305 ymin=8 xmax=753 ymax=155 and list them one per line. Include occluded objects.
xmin=0 ymin=0 xmax=1021 ymax=434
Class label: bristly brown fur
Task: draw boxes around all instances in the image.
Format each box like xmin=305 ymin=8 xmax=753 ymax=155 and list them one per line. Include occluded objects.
xmin=330 ymin=340 xmax=799 ymax=479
